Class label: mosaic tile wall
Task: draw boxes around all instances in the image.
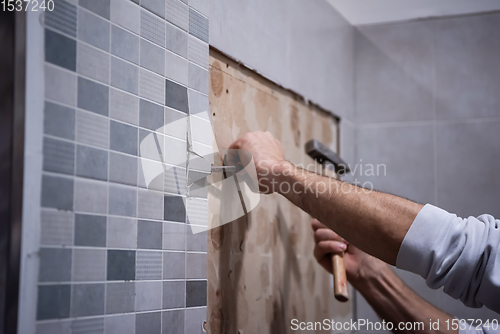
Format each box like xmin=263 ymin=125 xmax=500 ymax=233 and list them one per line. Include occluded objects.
xmin=37 ymin=0 xmax=210 ymax=332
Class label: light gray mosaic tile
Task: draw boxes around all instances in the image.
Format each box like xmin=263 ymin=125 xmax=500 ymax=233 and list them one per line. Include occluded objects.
xmin=190 ymin=114 xmax=212 ymax=146
xmin=141 ymin=9 xmax=166 ymax=48
xmin=139 ymin=68 xmax=165 ymax=105
xmin=136 ymin=250 xmax=162 ymax=280
xmin=45 ymin=65 xmax=77 ymax=106
xmin=138 ymin=189 xmax=164 ymax=220
xmin=186 ymin=197 xmax=208 ymax=226
xmin=142 ymin=0 xmax=165 ymax=19
xmin=186 ymin=252 xmax=207 ymax=279
xmin=165 ymin=21 xmax=188 ymax=58
xmin=43 ymin=137 xmax=75 ymax=175
xmin=78 ymin=76 xmax=109 ymax=116
xmin=111 ymin=56 xmax=139 ymax=94
xmin=188 ymin=62 xmax=208 ymax=94
xmin=74 ymin=178 xmax=108 ymax=214
xmin=188 ymin=7 xmax=208 ymax=43
xmin=189 ymin=0 xmax=209 ymax=18
xmin=188 ymin=89 xmax=209 ymax=120
xmin=107 ymin=216 xmax=137 ymax=248
xmin=104 ymin=314 xmax=135 ymax=334
xmin=71 ymin=284 xmax=105 ymax=317
xmin=72 ymin=248 xmax=106 ymax=282
xmin=164 ymin=165 xmax=187 ymax=195
xmin=111 ymin=25 xmax=140 ymax=64
xmin=162 ymin=281 xmax=185 ymax=309
xmin=106 ymin=282 xmax=135 ymax=314
xmin=135 ymin=281 xmax=162 ymax=311
xmin=162 ymin=309 xmax=184 ymax=334
xmin=108 ymin=184 xmax=137 ymax=217
xmin=163 ymin=222 xmax=186 ymax=250
xmin=40 ymin=210 xmax=74 ymax=246
xmin=188 ymin=35 xmax=208 ymax=69
xmin=78 ymin=8 xmax=110 ymax=51
xmin=45 ymin=0 xmax=77 ymax=37
xmin=140 ymin=39 xmax=165 ymax=76
xmin=110 ymin=88 xmax=139 ymax=125
xmin=162 ymin=251 xmax=185 ymax=279
xmin=77 ymin=42 xmax=110 ymax=84
xmin=75 ymin=110 xmax=109 ymax=148
xmin=109 ymin=152 xmax=138 ymax=186
xmin=166 ymin=0 xmax=188 ymax=32
xmin=44 ymin=101 xmax=75 ymax=140
xmin=79 ymin=0 xmax=110 ymax=19
xmin=41 ymin=174 xmax=74 ymax=211
xmin=71 ymin=316 xmax=104 ymax=333
xmin=165 ymin=50 xmax=188 ymax=86
xmin=110 ymin=0 xmax=140 ymax=34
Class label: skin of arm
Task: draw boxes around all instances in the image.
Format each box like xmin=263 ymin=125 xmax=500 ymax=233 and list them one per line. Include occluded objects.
xmin=312 ymin=219 xmax=457 ymax=334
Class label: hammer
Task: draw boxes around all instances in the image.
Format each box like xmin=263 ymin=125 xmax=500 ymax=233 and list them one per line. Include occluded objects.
xmin=305 ymin=139 xmax=350 ymax=302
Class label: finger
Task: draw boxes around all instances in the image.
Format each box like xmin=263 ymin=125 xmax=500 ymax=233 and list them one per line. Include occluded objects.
xmin=315 ymin=240 xmax=347 ymax=260
xmin=314 ymin=228 xmax=345 ymax=244
xmin=311 ymin=219 xmax=328 ymax=231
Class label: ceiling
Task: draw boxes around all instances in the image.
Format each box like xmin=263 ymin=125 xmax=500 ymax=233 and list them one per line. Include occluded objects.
xmin=326 ymin=0 xmax=500 ymax=26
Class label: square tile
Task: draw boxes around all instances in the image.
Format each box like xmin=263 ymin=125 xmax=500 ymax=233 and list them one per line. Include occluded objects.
xmin=165 ymin=21 xmax=188 ymax=58
xmin=36 ymin=285 xmax=71 ymax=320
xmin=135 ymin=281 xmax=162 ymax=311
xmin=79 ymin=0 xmax=110 ymax=19
xmin=75 ymin=110 xmax=109 ymax=148
xmin=136 ymin=250 xmax=162 ymax=280
xmin=45 ymin=65 xmax=77 ymax=106
xmin=186 ymin=280 xmax=206 ymax=307
xmin=74 ymin=214 xmax=107 ymax=247
xmin=136 ymin=312 xmax=161 ymax=334
xmin=185 ymin=307 xmax=206 ymax=334
xmin=137 ymin=220 xmax=163 ymax=249
xmin=141 ymin=9 xmax=166 ymax=48
xmin=36 ymin=321 xmax=71 ymax=334
xmin=163 ymin=252 xmax=185 ymax=279
xmin=38 ymin=248 xmax=72 ymax=282
xmin=107 ymin=217 xmax=138 ymax=248
xmin=111 ymin=25 xmax=140 ymax=65
xmin=164 ymin=195 xmax=186 ymax=222
xmin=110 ymin=0 xmax=140 ymax=34
xmin=40 ymin=210 xmax=74 ymax=246
xmin=140 ymin=39 xmax=165 ymax=76
xmin=105 ymin=314 xmax=135 ymax=334
xmin=165 ymin=51 xmax=188 ymax=86
xmin=71 ymin=318 xmax=104 ymax=334
xmin=189 ymin=0 xmax=208 ymax=18
xmin=139 ymin=129 xmax=164 ymax=162
xmin=45 ymin=29 xmax=76 ymax=71
xmin=45 ymin=0 xmax=77 ymax=36
xmin=189 ymin=142 xmax=212 ymax=172
xmin=142 ymin=0 xmax=165 ymax=18
xmin=165 ymin=79 xmax=188 ymax=113
xmin=44 ymin=101 xmax=75 ymax=140
xmin=187 ymin=170 xmax=209 ymax=198
xmin=72 ymin=248 xmax=106 ymax=282
xmin=111 ymin=56 xmax=139 ymax=94
xmin=43 ymin=137 xmax=75 ymax=175
xmin=188 ymin=63 xmax=208 ymax=94
xmin=162 ymin=309 xmax=184 ymax=334
xmin=186 ymin=197 xmax=208 ymax=226
xmin=186 ymin=253 xmax=207 ymax=279
xmin=76 ymin=145 xmax=108 ymax=181
xmin=163 ymin=222 xmax=186 ymax=250
xmin=188 ymin=7 xmax=208 ymax=43
xmin=166 ymin=0 xmax=188 ymax=31
xmin=138 ymin=190 xmax=164 ymax=220
xmin=188 ymin=35 xmax=208 ymax=69
xmin=77 ymin=42 xmax=110 ymax=84
xmin=41 ymin=175 xmax=74 ymax=210
xmin=74 ymin=178 xmax=108 ymax=214
xmin=186 ymin=229 xmax=207 ymax=252
xmin=109 ymin=152 xmax=138 ymax=186
xmin=71 ymin=283 xmax=105 ymax=317
xmin=77 ymin=76 xmax=109 ymax=116
xmin=164 ymin=107 xmax=187 ymax=140
xmin=106 ymin=282 xmax=135 ymax=314
xmin=110 ymin=88 xmax=139 ymax=125
xmin=138 ymin=158 xmax=164 ymax=191
xmin=78 ymin=8 xmax=110 ymax=51
xmin=162 ymin=281 xmax=185 ymax=309
xmin=109 ymin=184 xmax=137 ymax=217
xmin=139 ymin=69 xmax=166 ymax=105
xmin=107 ymin=250 xmax=136 ymax=281
xmin=140 ymin=99 xmax=164 ymax=131
xmin=164 ymin=165 xmax=187 ymax=195
xmin=187 ymin=89 xmax=208 ymax=119
xmin=110 ymin=120 xmax=138 ymax=155
xmin=190 ymin=115 xmax=212 ymax=146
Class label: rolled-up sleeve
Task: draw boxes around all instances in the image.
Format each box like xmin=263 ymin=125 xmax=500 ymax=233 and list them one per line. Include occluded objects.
xmin=396 ymin=204 xmax=500 ymax=313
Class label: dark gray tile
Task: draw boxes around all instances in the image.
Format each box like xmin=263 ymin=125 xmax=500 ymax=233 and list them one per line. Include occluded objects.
xmin=108 ymin=184 xmax=137 ymax=217
xmin=165 ymin=79 xmax=188 ymax=113
xmin=111 ymin=25 xmax=140 ymax=64
xmin=78 ymin=9 xmax=110 ymax=51
xmin=188 ymin=8 xmax=208 ymax=43
xmin=140 ymin=99 xmax=164 ymax=131
xmin=188 ymin=62 xmax=208 ymax=94
xmin=186 ymin=229 xmax=207 ymax=252
xmin=107 ymin=250 xmax=136 ymax=281
xmin=186 ymin=280 xmax=206 ymax=307
xmin=71 ymin=283 xmax=105 ymax=317
xmin=142 ymin=0 xmax=165 ymax=18
xmin=45 ymin=0 xmax=77 ymax=37
xmin=162 ymin=310 xmax=184 ymax=334
xmin=165 ymin=22 xmax=188 ymax=58
xmin=140 ymin=39 xmax=165 ymax=76
xmin=76 ymin=145 xmax=108 ymax=181
xmin=164 ymin=195 xmax=186 ymax=222
xmin=136 ymin=312 xmax=161 ymax=334
xmin=37 ymin=285 xmax=71 ymax=320
xmin=106 ymin=282 xmax=135 ymax=314
xmin=109 ymin=152 xmax=137 ymax=186
xmin=39 ymin=248 xmax=72 ymax=282
xmin=45 ymin=29 xmax=76 ymax=71
xmin=79 ymin=0 xmax=110 ymax=19
xmin=186 ymin=253 xmax=206 ymax=279
xmin=111 ymin=57 xmax=139 ymax=94
xmin=44 ymin=101 xmax=75 ymax=140
xmin=110 ymin=120 xmax=138 ymax=155
xmin=162 ymin=252 xmax=185 ymax=279
xmin=77 ymin=77 xmax=109 ymax=116
xmin=137 ymin=220 xmax=163 ymax=249
xmin=41 ymin=175 xmax=74 ymax=210
xmin=43 ymin=137 xmax=75 ymax=175
xmin=162 ymin=281 xmax=185 ymax=309
xmin=74 ymin=214 xmax=107 ymax=247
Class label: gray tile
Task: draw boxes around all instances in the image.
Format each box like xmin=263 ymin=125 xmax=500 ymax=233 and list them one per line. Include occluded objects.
xmin=106 ymin=282 xmax=135 ymax=314
xmin=71 ymin=318 xmax=104 ymax=334
xmin=78 ymin=8 xmax=110 ymax=51
xmin=190 ymin=115 xmax=212 ymax=146
xmin=77 ymin=42 xmax=110 ymax=84
xmin=44 ymin=101 xmax=75 ymax=140
xmin=163 ymin=222 xmax=186 ymax=250
xmin=111 ymin=25 xmax=140 ymax=64
xmin=188 ymin=142 xmax=212 ymax=172
xmin=40 ymin=210 xmax=74 ymax=246
xmin=164 ymin=165 xmax=187 ymax=195
xmin=137 ymin=220 xmax=163 ymax=249
xmin=110 ymin=120 xmax=138 ymax=155
xmin=188 ymin=35 xmax=208 ymax=69
xmin=142 ymin=0 xmax=165 ymax=18
xmin=162 ymin=251 xmax=185 ymax=279
xmin=185 ymin=307 xmax=206 ymax=334
xmin=186 ymin=197 xmax=208 ymax=226
xmin=71 ymin=283 xmax=105 ymax=317
xmin=164 ymin=135 xmax=187 ymax=167
xmin=110 ymin=0 xmax=140 ymax=34
xmin=45 ymin=65 xmax=77 ymax=106
xmin=76 ymin=145 xmax=108 ymax=181
xmin=136 ymin=312 xmax=161 ymax=334
xmin=72 ymin=248 xmax=106 ymax=282
xmin=74 ymin=214 xmax=107 ymax=247
xmin=166 ymin=0 xmax=188 ymax=31
xmin=135 ymin=281 xmax=162 ymax=311
xmin=79 ymin=0 xmax=110 ymax=19
xmin=188 ymin=63 xmax=208 ymax=94
xmin=41 ymin=175 xmax=74 ymax=210
xmin=138 ymin=158 xmax=164 ymax=191
xmin=138 ymin=189 xmax=164 ymax=220
xmin=186 ymin=280 xmax=206 ymax=307
xmin=43 ymin=137 xmax=75 ymax=175
xmin=189 ymin=0 xmax=208 ymax=18
xmin=107 ymin=217 xmax=137 ymax=248
xmin=109 ymin=152 xmax=138 ymax=186
xmin=75 ymin=110 xmax=109 ymax=148
xmin=36 ymin=321 xmax=71 ymax=334
xmin=36 ymin=285 xmax=71 ymax=320
xmin=45 ymin=29 xmax=76 ymax=71
xmin=109 ymin=184 xmax=137 ymax=217
xmin=165 ymin=22 xmax=188 ymax=58
xmin=107 ymin=250 xmax=136 ymax=281
xmin=187 ymin=89 xmax=208 ymax=119
xmin=186 ymin=229 xmax=207 ymax=252
xmin=186 ymin=253 xmax=206 ymax=279
xmin=141 ymin=9 xmax=166 ymax=48
xmin=39 ymin=248 xmax=72 ymax=282
xmin=139 ymin=69 xmax=165 ymax=105
xmin=187 ymin=171 xmax=209 ymax=199
xmin=136 ymin=250 xmax=162 ymax=280
xmin=110 ymin=88 xmax=139 ymax=125
xmin=165 ymin=79 xmax=188 ymax=113
xmin=140 ymin=99 xmax=164 ymax=131
xmin=105 ymin=314 xmax=135 ymax=334
xmin=45 ymin=0 xmax=77 ymax=37
xmin=162 ymin=281 xmax=185 ymax=309
xmin=188 ymin=7 xmax=208 ymax=43
xmin=164 ymin=195 xmax=186 ymax=222
xmin=78 ymin=76 xmax=109 ymax=116
xmin=74 ymin=178 xmax=108 ymax=214
xmin=164 ymin=107 xmax=187 ymax=140
xmin=111 ymin=57 xmax=139 ymax=94
xmin=139 ymin=129 xmax=164 ymax=162
xmin=140 ymin=39 xmax=165 ymax=76
xmin=165 ymin=51 xmax=188 ymax=86
xmin=162 ymin=309 xmax=184 ymax=334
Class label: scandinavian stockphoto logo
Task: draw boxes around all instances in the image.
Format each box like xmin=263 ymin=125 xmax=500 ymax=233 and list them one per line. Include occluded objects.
xmin=139 ymin=110 xmax=261 ymax=234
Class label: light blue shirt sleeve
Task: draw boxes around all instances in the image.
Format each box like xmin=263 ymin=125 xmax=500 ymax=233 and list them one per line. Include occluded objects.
xmin=396 ymin=204 xmax=500 ymax=314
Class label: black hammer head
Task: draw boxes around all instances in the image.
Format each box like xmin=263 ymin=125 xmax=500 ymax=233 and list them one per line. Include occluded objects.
xmin=305 ymin=139 xmax=350 ymax=175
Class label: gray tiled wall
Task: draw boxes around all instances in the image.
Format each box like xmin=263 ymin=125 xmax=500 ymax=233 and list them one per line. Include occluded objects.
xmin=36 ymin=0 xmax=210 ymax=332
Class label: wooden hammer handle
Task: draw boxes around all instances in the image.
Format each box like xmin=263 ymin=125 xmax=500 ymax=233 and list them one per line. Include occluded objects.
xmin=331 ymin=253 xmax=349 ymax=302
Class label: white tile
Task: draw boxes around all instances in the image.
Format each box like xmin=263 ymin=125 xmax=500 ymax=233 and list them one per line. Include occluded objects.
xmin=165 ymin=50 xmax=188 ymax=86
